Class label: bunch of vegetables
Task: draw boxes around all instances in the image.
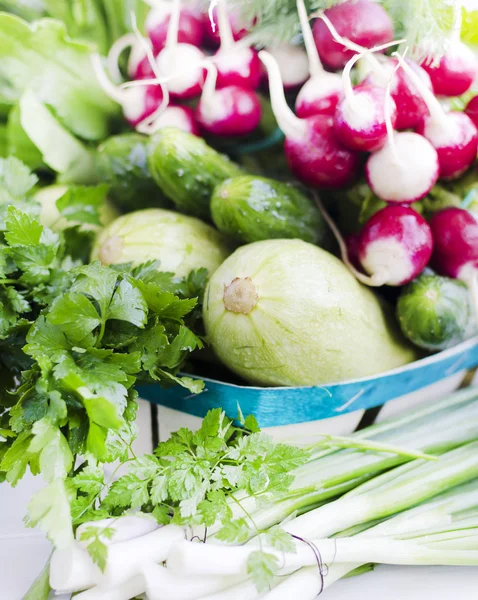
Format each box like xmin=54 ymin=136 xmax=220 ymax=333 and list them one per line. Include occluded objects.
xmin=0 ymin=2 xmax=477 ymax=599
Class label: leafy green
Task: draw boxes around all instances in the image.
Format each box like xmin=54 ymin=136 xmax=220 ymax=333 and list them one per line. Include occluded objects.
xmin=78 ymin=524 xmax=115 ymax=571
xmin=0 ymin=159 xmax=208 ymax=549
xmin=98 ymin=408 xmax=309 ymax=536
xmin=247 ymin=551 xmax=280 ymax=592
xmin=17 ymin=90 xmax=98 ymax=184
xmin=0 ymin=13 xmax=118 ymax=140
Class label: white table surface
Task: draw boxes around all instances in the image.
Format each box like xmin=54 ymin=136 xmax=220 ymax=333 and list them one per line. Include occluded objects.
xmin=2 ymin=400 xmax=478 ymax=600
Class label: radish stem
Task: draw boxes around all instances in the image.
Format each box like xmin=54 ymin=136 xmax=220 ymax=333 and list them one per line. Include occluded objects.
xmin=218 ymin=0 xmax=234 ymax=51
xmin=393 ymin=51 xmax=449 ymax=128
xmin=166 ymin=0 xmax=181 ymax=49
xmin=91 ymin=54 xmax=126 ymax=104
xmin=313 ymin=194 xmax=388 ymax=286
xmin=451 ymin=0 xmax=463 ymax=43
xmin=107 ymin=33 xmax=137 ymax=82
xmin=258 ymin=51 xmax=307 ymax=140
xmin=384 ymin=56 xmax=403 ymax=163
xmin=315 ymin=11 xmax=385 ymax=74
xmin=201 ymin=62 xmax=219 ymax=107
xmin=297 ymin=0 xmax=323 ymax=77
xmin=130 ymin=11 xmax=162 ymax=81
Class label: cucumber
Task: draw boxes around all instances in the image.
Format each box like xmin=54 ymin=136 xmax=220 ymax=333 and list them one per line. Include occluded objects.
xmin=396 ymin=274 xmax=477 ymax=351
xmin=147 ymin=128 xmax=242 ymax=220
xmin=211 ymin=175 xmax=326 ymax=244
xmin=96 ymin=133 xmax=170 ymax=211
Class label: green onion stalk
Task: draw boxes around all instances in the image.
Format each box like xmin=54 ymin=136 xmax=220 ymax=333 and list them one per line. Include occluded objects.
xmin=211 ymin=388 xmax=478 ymax=536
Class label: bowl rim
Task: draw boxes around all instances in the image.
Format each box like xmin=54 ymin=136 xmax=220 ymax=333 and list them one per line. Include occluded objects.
xmin=174 ymin=337 xmax=478 ymax=391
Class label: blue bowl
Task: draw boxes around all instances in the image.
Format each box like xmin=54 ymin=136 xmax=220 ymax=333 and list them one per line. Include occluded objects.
xmin=138 ymin=338 xmax=478 ymax=428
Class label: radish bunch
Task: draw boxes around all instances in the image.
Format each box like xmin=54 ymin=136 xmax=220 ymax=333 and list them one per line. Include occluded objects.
xmin=95 ymin=0 xmax=263 ymax=140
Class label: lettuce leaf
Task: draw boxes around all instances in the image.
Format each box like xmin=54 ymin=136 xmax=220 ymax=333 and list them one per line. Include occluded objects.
xmin=0 ymin=13 xmax=119 ymax=141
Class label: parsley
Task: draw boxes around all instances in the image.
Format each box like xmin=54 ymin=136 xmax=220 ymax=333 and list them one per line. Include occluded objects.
xmin=0 ymin=159 xmax=208 ymax=550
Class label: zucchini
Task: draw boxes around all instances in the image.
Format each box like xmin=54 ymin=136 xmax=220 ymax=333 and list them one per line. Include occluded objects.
xmin=211 ymin=175 xmax=326 ymax=244
xmin=147 ymin=128 xmax=242 ymax=220
xmin=397 ymin=274 xmax=477 ymax=351
xmin=96 ymin=133 xmax=170 ymax=211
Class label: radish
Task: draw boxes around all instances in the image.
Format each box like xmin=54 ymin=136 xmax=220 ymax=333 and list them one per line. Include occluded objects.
xmin=195 ymin=65 xmax=261 ymax=137
xmin=259 ymin=50 xmax=360 ymax=189
xmin=294 ymin=0 xmax=343 ymax=118
xmin=145 ymin=3 xmax=204 ymax=52
xmin=465 ymin=95 xmax=478 ymax=130
xmin=365 ymin=58 xmax=434 ymax=131
xmin=366 ymin=131 xmax=439 ymax=203
xmin=266 ymin=43 xmax=310 ymax=91
xmin=429 ymin=207 xmax=478 ymax=285
xmin=155 ymin=0 xmax=205 ymax=99
xmin=91 ymin=54 xmax=164 ymax=127
xmin=202 ymin=5 xmax=248 ymax=47
xmin=312 ymin=0 xmax=394 ymax=70
xmin=364 ymin=57 xmax=439 ymax=204
xmin=137 ymin=104 xmax=199 ymax=136
xmin=357 ymin=205 xmax=434 ymax=286
xmin=421 ymin=42 xmax=477 ymax=98
xmin=211 ymin=0 xmax=261 ymax=90
xmin=395 ymin=54 xmax=478 ymax=180
xmin=334 ymin=51 xmax=397 ymax=152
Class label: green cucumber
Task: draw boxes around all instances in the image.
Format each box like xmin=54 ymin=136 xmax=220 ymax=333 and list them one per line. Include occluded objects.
xmin=96 ymin=133 xmax=170 ymax=211
xmin=147 ymin=128 xmax=242 ymax=220
xmin=211 ymin=175 xmax=326 ymax=244
xmin=396 ymin=274 xmax=477 ymax=351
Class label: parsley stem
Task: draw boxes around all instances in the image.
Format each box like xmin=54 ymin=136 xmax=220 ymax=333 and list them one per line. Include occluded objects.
xmin=0 ymin=278 xmax=19 ymax=285
xmin=95 ymin=319 xmax=106 ymax=347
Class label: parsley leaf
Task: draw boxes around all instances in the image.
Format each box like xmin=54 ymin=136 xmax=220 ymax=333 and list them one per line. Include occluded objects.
xmin=55 ymin=185 xmax=109 ymax=226
xmin=247 ymin=551 xmax=280 ymax=593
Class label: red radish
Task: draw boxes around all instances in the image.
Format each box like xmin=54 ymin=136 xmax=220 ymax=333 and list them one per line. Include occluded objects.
xmin=312 ymin=0 xmax=394 ymax=70
xmin=260 ymin=50 xmax=360 ymax=189
xmin=334 ymin=52 xmax=397 ymax=152
xmin=266 ymin=44 xmax=310 ymax=91
xmin=202 ymin=5 xmax=247 ymax=47
xmin=91 ymin=54 xmax=164 ymax=127
xmin=137 ymin=104 xmax=199 ymax=136
xmin=396 ymin=54 xmax=478 ymax=180
xmin=365 ymin=58 xmax=433 ymax=131
xmin=366 ymin=70 xmax=439 ymax=205
xmin=211 ymin=0 xmax=261 ymax=90
xmin=429 ymin=207 xmax=478 ymax=319
xmin=465 ymin=95 xmax=478 ymax=130
xmin=416 ymin=111 xmax=478 ymax=179
xmin=195 ymin=66 xmax=261 ymax=137
xmin=145 ymin=4 xmax=204 ymax=52
xmin=294 ymin=0 xmax=343 ymax=118
xmin=357 ymin=205 xmax=433 ymax=286
xmin=366 ymin=132 xmax=439 ymax=203
xmin=429 ymin=208 xmax=478 ymax=283
xmin=155 ymin=0 xmax=205 ymax=99
xmin=421 ymin=42 xmax=477 ymax=97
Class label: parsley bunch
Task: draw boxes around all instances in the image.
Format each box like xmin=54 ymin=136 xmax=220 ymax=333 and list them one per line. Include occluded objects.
xmin=0 ymin=158 xmax=206 ymax=547
xmin=77 ymin=407 xmax=309 ymax=589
